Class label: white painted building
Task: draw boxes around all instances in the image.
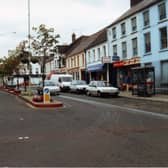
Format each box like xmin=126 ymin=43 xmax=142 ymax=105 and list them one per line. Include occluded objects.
xmin=86 ymin=29 xmax=108 ymax=82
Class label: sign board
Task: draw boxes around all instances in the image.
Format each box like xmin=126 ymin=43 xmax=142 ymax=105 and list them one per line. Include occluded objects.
xmin=113 ymin=57 xmax=140 ymax=67
xmin=112 ymin=56 xmax=120 ymax=62
xmin=102 ymin=57 xmax=111 ymax=64
xmin=43 ymin=88 xmax=50 ymax=104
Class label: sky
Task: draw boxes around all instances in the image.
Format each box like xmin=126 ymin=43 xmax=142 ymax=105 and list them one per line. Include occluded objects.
xmin=0 ymin=0 xmax=130 ymax=58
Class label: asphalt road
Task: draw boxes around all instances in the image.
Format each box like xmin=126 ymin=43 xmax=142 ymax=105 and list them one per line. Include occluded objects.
xmin=0 ymin=90 xmax=168 ymax=167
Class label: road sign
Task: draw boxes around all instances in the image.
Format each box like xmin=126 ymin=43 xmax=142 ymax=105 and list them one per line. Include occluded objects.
xmin=43 ymin=88 xmax=50 ymax=104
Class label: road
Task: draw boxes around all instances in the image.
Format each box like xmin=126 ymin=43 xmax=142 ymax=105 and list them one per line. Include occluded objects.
xmin=0 ymin=90 xmax=168 ymax=166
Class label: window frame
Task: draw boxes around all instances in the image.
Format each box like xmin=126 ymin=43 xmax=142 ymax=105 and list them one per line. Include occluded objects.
xmin=144 ymin=32 xmax=151 ymax=53
xmin=160 ymin=27 xmax=168 ymax=50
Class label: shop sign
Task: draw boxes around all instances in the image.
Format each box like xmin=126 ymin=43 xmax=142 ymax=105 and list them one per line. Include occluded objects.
xmin=113 ymin=57 xmax=140 ymax=67
xmin=102 ymin=56 xmax=112 ymax=64
xmin=113 ymin=61 xmax=124 ymax=68
xmin=87 ymin=64 xmax=104 ymax=72
xmin=112 ymin=56 xmax=120 ymax=62
xmin=124 ymin=57 xmax=140 ymax=66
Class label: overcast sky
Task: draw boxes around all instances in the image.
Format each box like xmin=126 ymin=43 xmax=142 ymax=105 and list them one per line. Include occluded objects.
xmin=0 ymin=0 xmax=130 ymax=58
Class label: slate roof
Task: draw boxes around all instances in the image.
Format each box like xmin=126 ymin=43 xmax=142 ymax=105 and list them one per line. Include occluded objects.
xmin=56 ymin=45 xmax=69 ymax=54
xmin=66 ymin=29 xmax=108 ymax=57
xmin=108 ymin=0 xmax=162 ymax=28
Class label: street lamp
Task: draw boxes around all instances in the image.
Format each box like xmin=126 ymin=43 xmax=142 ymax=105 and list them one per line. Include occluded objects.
xmin=27 ymin=0 xmax=31 ymax=92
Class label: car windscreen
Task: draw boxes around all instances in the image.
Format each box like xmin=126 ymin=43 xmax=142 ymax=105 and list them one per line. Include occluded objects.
xmin=45 ymin=81 xmax=56 ymax=86
xmin=97 ymin=81 xmax=106 ymax=87
xmin=77 ymin=81 xmax=86 ymax=85
xmin=61 ymin=77 xmax=72 ymax=82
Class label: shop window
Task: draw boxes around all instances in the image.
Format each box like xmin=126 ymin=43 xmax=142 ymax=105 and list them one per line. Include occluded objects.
xmin=161 ymin=61 xmax=168 ymax=84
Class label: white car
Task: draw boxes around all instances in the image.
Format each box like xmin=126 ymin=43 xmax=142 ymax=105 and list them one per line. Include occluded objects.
xmin=38 ymin=80 xmax=60 ymax=95
xmin=86 ymin=81 xmax=119 ymax=97
xmin=70 ymin=80 xmax=88 ymax=93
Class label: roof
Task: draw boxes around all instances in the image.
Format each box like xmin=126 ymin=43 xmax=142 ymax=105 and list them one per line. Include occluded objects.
xmin=56 ymin=45 xmax=69 ymax=54
xmin=108 ymin=0 xmax=162 ymax=28
xmin=66 ymin=29 xmax=107 ymax=57
xmin=86 ymin=28 xmax=107 ymax=50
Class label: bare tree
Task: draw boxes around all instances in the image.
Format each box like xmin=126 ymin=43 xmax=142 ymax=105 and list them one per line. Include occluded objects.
xmin=31 ymin=24 xmax=60 ymax=87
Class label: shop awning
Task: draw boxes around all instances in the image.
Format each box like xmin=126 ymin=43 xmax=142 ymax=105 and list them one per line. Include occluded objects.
xmin=87 ymin=64 xmax=104 ymax=72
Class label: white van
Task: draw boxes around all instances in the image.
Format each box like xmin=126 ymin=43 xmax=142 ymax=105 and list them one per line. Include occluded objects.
xmin=50 ymin=74 xmax=73 ymax=91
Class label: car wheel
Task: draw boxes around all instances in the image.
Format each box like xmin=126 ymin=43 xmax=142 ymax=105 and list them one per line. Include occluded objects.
xmin=86 ymin=91 xmax=91 ymax=96
xmin=97 ymin=91 xmax=102 ymax=97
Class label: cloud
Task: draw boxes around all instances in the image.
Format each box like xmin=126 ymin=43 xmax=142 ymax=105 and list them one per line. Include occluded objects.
xmin=0 ymin=0 xmax=129 ymax=57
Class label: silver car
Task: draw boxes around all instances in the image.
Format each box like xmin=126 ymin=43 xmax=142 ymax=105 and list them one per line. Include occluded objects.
xmin=70 ymin=80 xmax=88 ymax=93
xmin=38 ymin=80 xmax=60 ymax=96
xmin=86 ymin=81 xmax=119 ymax=97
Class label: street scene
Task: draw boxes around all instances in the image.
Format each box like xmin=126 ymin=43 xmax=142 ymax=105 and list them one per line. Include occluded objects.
xmin=0 ymin=0 xmax=168 ymax=167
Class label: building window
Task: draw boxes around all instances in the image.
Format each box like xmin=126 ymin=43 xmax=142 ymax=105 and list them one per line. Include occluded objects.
xmin=122 ymin=42 xmax=127 ymax=59
xmin=144 ymin=32 xmax=151 ymax=53
xmin=82 ymin=54 xmax=85 ymax=66
xmin=132 ymin=38 xmax=138 ymax=56
xmin=97 ymin=48 xmax=101 ymax=60
xmin=161 ymin=61 xmax=168 ymax=83
xmin=103 ymin=45 xmax=106 ymax=57
xmin=158 ymin=2 xmax=167 ymax=21
xmin=93 ymin=49 xmax=95 ymax=62
xmin=88 ymin=51 xmax=91 ymax=63
xmin=131 ymin=17 xmax=137 ymax=32
xmin=35 ymin=68 xmax=39 ymax=74
xmin=143 ymin=10 xmax=150 ymax=27
xmin=121 ymin=22 xmax=126 ymax=36
xmin=77 ymin=56 xmax=79 ymax=66
xmin=112 ymin=27 xmax=117 ymax=40
xmin=113 ymin=45 xmax=117 ymax=56
xmin=160 ymin=27 xmax=168 ymax=49
xmin=145 ymin=63 xmax=152 ymax=67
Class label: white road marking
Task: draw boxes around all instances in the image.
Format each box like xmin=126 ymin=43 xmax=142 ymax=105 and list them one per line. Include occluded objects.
xmin=18 ymin=136 xmax=30 ymax=140
xmin=60 ymin=95 xmax=168 ymax=120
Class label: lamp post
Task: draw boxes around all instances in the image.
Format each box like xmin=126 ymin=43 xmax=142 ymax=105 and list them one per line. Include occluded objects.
xmin=27 ymin=0 xmax=31 ymax=91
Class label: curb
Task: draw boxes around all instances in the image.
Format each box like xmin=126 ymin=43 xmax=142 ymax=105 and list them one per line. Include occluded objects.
xmin=0 ymin=88 xmax=63 ymax=108
xmin=119 ymin=94 xmax=168 ymax=103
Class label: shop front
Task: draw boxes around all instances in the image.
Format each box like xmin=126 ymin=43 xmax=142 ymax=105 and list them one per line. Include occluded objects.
xmin=113 ymin=57 xmax=141 ymax=91
xmin=87 ymin=64 xmax=106 ymax=82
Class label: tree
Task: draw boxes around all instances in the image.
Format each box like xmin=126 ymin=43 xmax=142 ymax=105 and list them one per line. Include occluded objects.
xmin=31 ymin=24 xmax=60 ymax=87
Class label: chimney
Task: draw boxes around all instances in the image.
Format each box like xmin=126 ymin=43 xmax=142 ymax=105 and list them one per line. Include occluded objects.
xmin=72 ymin=33 xmax=76 ymax=43
xmin=131 ymin=0 xmax=143 ymax=7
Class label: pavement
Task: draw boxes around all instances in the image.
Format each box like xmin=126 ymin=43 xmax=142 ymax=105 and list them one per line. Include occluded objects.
xmin=120 ymin=91 xmax=168 ymax=103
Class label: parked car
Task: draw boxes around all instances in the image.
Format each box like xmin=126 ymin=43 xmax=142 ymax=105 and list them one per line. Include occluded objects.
xmin=37 ymin=80 xmax=60 ymax=96
xmin=49 ymin=74 xmax=73 ymax=92
xmin=70 ymin=80 xmax=88 ymax=93
xmin=86 ymin=81 xmax=119 ymax=97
